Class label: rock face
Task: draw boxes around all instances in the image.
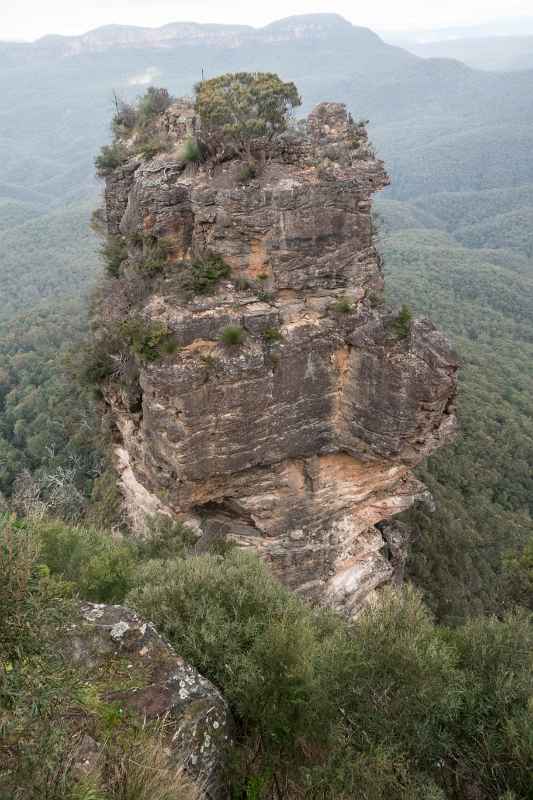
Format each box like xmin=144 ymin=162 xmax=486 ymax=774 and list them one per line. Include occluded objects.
xmin=66 ymin=602 xmax=230 ymax=796
xmin=98 ymin=99 xmax=458 ymax=615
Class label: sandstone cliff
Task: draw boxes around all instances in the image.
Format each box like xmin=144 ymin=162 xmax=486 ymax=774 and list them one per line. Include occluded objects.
xmin=96 ymin=99 xmax=458 ymax=615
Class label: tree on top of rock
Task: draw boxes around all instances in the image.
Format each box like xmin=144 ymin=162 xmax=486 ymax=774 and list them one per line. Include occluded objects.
xmin=194 ymin=72 xmax=301 ymax=159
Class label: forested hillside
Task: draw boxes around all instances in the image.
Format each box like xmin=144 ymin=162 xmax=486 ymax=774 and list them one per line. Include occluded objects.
xmin=377 ymin=210 xmax=533 ymax=621
xmin=0 ymin=15 xmax=532 ymax=624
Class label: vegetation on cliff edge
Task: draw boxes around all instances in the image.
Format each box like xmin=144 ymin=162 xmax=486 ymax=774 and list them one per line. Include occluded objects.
xmin=1 ymin=514 xmax=531 ymax=800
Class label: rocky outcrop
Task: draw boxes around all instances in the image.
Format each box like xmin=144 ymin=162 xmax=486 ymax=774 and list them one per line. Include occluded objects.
xmin=97 ymin=99 xmax=458 ymax=615
xmin=66 ymin=602 xmax=230 ymax=797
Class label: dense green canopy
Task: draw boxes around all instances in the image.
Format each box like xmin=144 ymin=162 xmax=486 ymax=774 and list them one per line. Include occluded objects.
xmin=194 ymin=71 xmax=301 ymax=155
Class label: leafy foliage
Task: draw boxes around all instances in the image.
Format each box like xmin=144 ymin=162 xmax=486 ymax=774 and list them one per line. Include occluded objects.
xmin=194 ymin=72 xmax=301 ymax=156
xmin=187 ymin=253 xmax=231 ymax=294
xmin=503 ymin=538 xmax=533 ymax=610
xmin=101 ymin=235 xmax=127 ymax=277
xmin=120 ymin=318 xmax=177 ymax=362
xmin=0 ymin=300 xmax=104 ymax=504
xmin=220 ymin=325 xmax=245 ymax=346
xmin=138 ymin=234 xmax=173 ymax=274
xmin=263 ymin=327 xmax=283 ymax=343
xmin=136 ymin=86 xmax=173 ymax=127
xmin=333 ymin=297 xmax=353 ymax=314
xmin=0 ymin=516 xmax=201 ymax=800
xmin=111 ymin=97 xmax=137 ymax=135
xmin=381 ymin=218 xmax=533 ymax=623
xmin=136 ymin=132 xmax=169 ymax=160
xmin=238 ymin=161 xmax=258 ymax=182
xmin=128 ymin=549 xmax=533 ymax=799
xmin=181 ymin=138 xmax=203 ymax=163
xmin=95 ymin=142 xmax=128 ymax=176
xmin=391 ymin=304 xmax=413 ymax=338
xmin=2 ymin=513 xmax=532 ymax=799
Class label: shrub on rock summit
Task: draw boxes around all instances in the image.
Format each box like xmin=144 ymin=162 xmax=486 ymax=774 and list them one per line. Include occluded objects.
xmin=194 ymin=72 xmax=301 ymax=158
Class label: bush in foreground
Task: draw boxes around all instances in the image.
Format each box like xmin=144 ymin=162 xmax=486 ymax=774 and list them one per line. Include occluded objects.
xmin=2 ymin=514 xmax=532 ymax=799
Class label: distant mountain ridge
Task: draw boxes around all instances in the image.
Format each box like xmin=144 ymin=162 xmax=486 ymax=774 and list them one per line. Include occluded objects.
xmin=1 ymin=12 xmax=533 ymax=210
xmin=5 ymin=14 xmax=362 ymax=58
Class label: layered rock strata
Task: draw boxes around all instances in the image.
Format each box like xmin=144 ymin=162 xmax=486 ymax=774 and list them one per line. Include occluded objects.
xmin=99 ymin=100 xmax=458 ymax=615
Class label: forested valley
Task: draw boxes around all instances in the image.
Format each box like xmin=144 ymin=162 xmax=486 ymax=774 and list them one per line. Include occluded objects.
xmin=1 ymin=17 xmax=532 ymax=798
xmin=1 ymin=18 xmax=532 ymax=618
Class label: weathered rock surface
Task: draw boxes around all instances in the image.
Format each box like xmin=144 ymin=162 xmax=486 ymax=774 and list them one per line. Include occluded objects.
xmin=66 ymin=601 xmax=230 ymax=797
xmin=98 ymin=99 xmax=458 ymax=615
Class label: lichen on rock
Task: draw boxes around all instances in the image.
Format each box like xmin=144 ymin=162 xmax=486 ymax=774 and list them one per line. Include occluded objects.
xmin=94 ymin=95 xmax=458 ymax=615
xmin=66 ymin=601 xmax=231 ymax=797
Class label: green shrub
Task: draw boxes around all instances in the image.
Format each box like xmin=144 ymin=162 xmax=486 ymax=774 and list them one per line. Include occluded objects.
xmin=138 ymin=134 xmax=168 ymax=160
xmin=127 ymin=555 xmax=533 ymax=797
xmin=220 ymin=325 xmax=245 ymax=346
xmin=111 ymin=98 xmax=137 ymax=136
xmin=319 ymin=587 xmax=461 ymax=771
xmin=238 ymin=161 xmax=257 ymax=182
xmin=120 ymin=318 xmax=177 ymax=362
xmin=263 ymin=327 xmax=282 ymax=342
xmin=137 ymin=516 xmax=198 ymax=561
xmin=392 ymin=304 xmax=413 ymax=338
xmin=127 ymin=230 xmax=145 ymax=247
xmin=194 ymin=72 xmax=301 ymax=157
xmin=136 ymin=87 xmax=173 ymax=127
xmin=347 ymin=131 xmax=363 ymax=151
xmin=0 ymin=516 xmax=200 ymax=800
xmin=2 ymin=515 xmax=533 ymax=799
xmin=367 ymin=288 xmax=385 ymax=307
xmin=503 ymin=538 xmax=533 ymax=609
xmin=127 ymin=551 xmax=329 ymax=755
xmin=334 ymin=297 xmax=353 ymax=314
xmin=95 ymin=142 xmax=128 ymax=176
xmin=445 ymin=611 xmax=533 ymax=799
xmin=32 ymin=518 xmax=137 ymax=603
xmin=79 ymin=336 xmax=120 ymax=386
xmin=188 ymin=253 xmax=231 ymax=295
xmin=86 ymin=467 xmax=123 ymax=529
xmin=101 ymin=235 xmax=127 ymax=277
xmin=140 ymin=235 xmax=173 ymax=274
xmin=314 ymin=746 xmax=446 ymax=800
xmin=181 ymin=138 xmax=203 ymax=163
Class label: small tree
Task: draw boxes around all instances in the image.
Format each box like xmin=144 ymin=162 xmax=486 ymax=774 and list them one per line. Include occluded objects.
xmin=95 ymin=142 xmax=128 ymax=176
xmin=392 ymin=304 xmax=413 ymax=338
xmin=194 ymin=72 xmax=301 ymax=158
xmin=137 ymin=86 xmax=173 ymax=126
xmin=111 ymin=93 xmax=137 ymax=136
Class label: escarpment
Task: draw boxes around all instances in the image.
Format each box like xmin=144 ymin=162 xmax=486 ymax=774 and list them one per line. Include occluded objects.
xmin=95 ymin=98 xmax=458 ymax=615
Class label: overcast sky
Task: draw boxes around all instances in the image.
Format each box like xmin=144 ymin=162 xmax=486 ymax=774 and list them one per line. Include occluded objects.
xmin=2 ymin=0 xmax=532 ymax=41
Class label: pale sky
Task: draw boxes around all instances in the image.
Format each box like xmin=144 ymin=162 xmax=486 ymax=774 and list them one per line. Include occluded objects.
xmin=1 ymin=0 xmax=532 ymax=42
